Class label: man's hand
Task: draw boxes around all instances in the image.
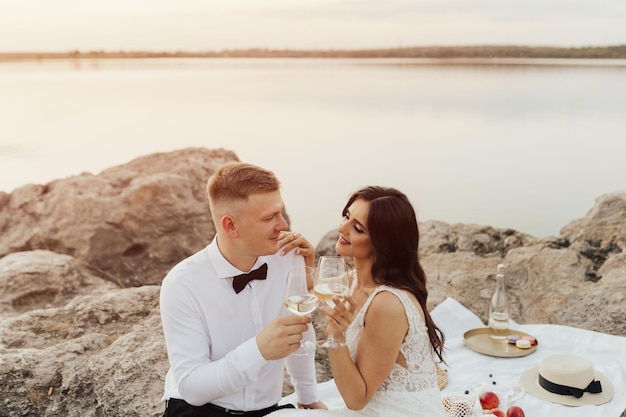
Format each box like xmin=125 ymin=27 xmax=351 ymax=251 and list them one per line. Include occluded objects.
xmin=256 ymin=315 xmax=311 ymax=360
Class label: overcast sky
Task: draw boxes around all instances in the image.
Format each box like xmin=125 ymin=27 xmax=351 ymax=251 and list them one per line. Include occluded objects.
xmin=1 ymin=0 xmax=626 ymax=52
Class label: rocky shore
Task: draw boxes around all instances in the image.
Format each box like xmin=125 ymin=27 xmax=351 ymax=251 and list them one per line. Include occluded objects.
xmin=1 ymin=148 xmax=624 ymax=417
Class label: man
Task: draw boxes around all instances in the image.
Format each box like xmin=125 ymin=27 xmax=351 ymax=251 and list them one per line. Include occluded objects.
xmin=160 ymin=161 xmax=326 ymax=416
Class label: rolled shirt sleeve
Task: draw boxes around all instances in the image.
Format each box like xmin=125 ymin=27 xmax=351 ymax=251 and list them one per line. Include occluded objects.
xmin=284 ymin=324 xmax=319 ymax=405
xmin=179 ymin=337 xmax=268 ymax=406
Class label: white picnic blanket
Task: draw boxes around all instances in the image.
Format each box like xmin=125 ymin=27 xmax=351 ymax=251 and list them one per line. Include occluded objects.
xmin=282 ymin=297 xmax=626 ymax=417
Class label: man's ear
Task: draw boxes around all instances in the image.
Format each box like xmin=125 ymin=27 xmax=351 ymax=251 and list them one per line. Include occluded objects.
xmin=221 ymin=215 xmax=239 ymax=238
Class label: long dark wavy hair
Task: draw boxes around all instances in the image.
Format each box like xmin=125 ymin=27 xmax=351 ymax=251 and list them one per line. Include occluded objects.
xmin=342 ymin=186 xmax=445 ymax=363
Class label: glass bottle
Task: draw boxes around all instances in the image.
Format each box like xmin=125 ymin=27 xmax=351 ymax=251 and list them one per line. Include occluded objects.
xmin=488 ymin=264 xmax=509 ymax=341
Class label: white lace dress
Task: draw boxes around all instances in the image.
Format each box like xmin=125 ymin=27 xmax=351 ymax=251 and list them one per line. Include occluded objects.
xmin=272 ymin=285 xmax=446 ymax=417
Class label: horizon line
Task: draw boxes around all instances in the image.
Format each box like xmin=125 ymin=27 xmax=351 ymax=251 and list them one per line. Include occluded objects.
xmin=2 ymin=44 xmax=626 ymax=61
xmin=2 ymin=43 xmax=626 ymax=54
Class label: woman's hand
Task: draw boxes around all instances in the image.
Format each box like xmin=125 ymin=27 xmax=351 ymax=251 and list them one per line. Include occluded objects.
xmin=320 ymin=295 xmax=355 ymax=344
xmin=297 ymin=401 xmax=328 ymax=410
xmin=278 ymin=231 xmax=316 ymax=269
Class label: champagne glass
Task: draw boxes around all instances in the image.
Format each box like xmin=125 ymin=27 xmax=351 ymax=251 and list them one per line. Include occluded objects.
xmin=313 ymin=256 xmax=350 ymax=348
xmin=284 ymin=266 xmax=318 ymax=355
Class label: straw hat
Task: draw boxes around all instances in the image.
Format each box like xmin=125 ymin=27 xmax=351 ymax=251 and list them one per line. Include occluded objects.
xmin=519 ymin=354 xmax=613 ymax=406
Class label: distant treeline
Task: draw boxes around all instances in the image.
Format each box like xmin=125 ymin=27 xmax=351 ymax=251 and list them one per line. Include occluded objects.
xmin=2 ymin=45 xmax=626 ymax=60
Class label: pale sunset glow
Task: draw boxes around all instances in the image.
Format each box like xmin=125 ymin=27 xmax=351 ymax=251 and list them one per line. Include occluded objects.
xmin=1 ymin=0 xmax=626 ymax=52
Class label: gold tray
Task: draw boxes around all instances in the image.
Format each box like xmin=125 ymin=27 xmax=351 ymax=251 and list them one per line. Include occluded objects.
xmin=463 ymin=327 xmax=538 ymax=358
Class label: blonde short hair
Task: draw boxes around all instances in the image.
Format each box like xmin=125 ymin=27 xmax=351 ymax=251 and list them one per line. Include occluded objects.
xmin=207 ymin=161 xmax=281 ymax=205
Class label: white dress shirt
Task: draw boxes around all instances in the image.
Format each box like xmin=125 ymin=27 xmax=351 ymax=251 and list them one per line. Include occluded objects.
xmin=160 ymin=238 xmax=319 ymax=410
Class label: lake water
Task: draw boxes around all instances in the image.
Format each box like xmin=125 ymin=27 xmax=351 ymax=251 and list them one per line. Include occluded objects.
xmin=1 ymin=57 xmax=626 ymax=245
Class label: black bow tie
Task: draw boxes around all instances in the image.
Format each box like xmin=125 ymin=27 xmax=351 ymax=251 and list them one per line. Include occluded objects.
xmin=232 ymin=263 xmax=268 ymax=294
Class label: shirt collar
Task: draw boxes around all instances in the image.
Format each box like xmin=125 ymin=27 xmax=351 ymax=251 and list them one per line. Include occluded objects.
xmin=208 ymin=237 xmax=267 ymax=279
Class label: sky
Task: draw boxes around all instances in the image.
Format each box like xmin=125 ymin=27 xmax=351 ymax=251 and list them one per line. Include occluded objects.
xmin=1 ymin=0 xmax=626 ymax=52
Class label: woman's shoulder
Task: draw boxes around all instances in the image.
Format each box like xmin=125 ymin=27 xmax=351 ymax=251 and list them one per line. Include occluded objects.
xmin=370 ymin=286 xmax=424 ymax=320
xmin=366 ymin=287 xmax=407 ymax=317
xmin=372 ymin=285 xmax=411 ymax=303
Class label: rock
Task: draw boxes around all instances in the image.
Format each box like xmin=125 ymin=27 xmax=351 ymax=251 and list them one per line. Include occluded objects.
xmin=560 ymin=192 xmax=626 ymax=246
xmin=0 ymin=147 xmax=624 ymax=416
xmin=0 ymin=147 xmax=237 ymax=287
xmin=0 ymin=279 xmax=166 ymax=417
xmin=0 ymin=250 xmax=115 ymax=316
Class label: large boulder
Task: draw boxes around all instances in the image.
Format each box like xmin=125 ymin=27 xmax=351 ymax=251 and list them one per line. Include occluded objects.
xmin=560 ymin=192 xmax=626 ymax=246
xmin=0 ymin=250 xmax=115 ymax=316
xmin=0 ymin=147 xmax=237 ymax=287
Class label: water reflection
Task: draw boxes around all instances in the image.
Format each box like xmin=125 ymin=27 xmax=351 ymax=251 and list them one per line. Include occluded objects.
xmin=0 ymin=58 xmax=625 ymax=243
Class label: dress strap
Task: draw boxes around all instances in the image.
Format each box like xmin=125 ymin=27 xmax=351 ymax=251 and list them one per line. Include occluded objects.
xmin=358 ymin=286 xmax=407 ymax=318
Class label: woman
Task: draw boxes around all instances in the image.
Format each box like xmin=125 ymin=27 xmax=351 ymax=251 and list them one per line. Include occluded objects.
xmin=273 ymin=186 xmax=446 ymax=416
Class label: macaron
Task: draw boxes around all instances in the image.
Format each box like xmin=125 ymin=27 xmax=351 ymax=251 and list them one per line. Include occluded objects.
xmin=507 ymin=335 xmax=520 ymax=344
xmin=516 ymin=339 xmax=531 ymax=349
xmin=522 ymin=335 xmax=537 ymax=345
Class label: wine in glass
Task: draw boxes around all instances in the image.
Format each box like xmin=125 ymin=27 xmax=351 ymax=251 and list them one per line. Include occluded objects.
xmin=284 ymin=266 xmax=318 ymax=355
xmin=313 ymin=256 xmax=350 ymax=348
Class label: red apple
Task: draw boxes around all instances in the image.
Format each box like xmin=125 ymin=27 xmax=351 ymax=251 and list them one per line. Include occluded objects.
xmin=489 ymin=408 xmax=506 ymax=417
xmin=479 ymin=391 xmax=500 ymax=410
xmin=507 ymin=406 xmax=526 ymax=417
